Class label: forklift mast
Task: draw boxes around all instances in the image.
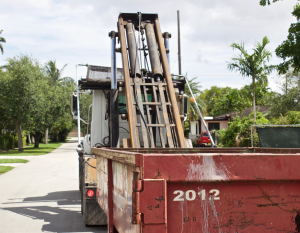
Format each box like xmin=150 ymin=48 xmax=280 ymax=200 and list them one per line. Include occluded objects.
xmin=109 ymin=12 xmax=187 ymax=148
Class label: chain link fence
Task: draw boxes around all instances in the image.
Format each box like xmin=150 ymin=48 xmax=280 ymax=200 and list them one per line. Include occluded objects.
xmin=251 ymin=125 xmax=300 ymax=148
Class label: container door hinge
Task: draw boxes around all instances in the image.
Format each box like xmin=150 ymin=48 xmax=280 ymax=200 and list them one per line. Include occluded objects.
xmin=132 ymin=179 xmax=166 ymax=225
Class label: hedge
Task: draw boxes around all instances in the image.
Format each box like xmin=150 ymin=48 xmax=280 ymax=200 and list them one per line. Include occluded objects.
xmin=0 ymin=134 xmax=15 ymax=150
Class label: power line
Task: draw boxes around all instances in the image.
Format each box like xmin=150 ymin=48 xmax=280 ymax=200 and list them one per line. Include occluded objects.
xmin=186 ymin=74 xmax=243 ymax=76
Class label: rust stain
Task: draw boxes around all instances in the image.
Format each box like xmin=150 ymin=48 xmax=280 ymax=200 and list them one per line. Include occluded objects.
xmin=295 ymin=211 xmax=300 ymax=232
xmin=155 ymin=168 xmax=162 ymax=178
xmin=261 ymin=190 xmax=272 ymax=201
xmin=257 ymin=203 xmax=279 ymax=207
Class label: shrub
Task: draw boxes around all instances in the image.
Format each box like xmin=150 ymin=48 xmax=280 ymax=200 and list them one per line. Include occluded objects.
xmin=14 ymin=134 xmax=27 ymax=148
xmin=191 ymin=139 xmax=198 ymax=147
xmin=219 ymin=112 xmax=269 ymax=147
xmin=271 ymin=111 xmax=300 ymax=125
xmin=0 ymin=134 xmax=15 ymax=150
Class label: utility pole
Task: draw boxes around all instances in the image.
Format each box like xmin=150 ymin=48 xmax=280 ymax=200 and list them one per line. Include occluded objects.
xmin=177 ymin=10 xmax=182 ymax=75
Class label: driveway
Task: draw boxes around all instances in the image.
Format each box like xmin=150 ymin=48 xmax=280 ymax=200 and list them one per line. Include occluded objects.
xmin=0 ymin=142 xmax=106 ymax=233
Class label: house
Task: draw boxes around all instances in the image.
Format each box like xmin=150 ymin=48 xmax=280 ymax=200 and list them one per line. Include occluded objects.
xmin=189 ymin=105 xmax=270 ymax=139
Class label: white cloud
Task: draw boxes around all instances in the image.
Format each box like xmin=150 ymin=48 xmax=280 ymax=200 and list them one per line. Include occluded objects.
xmin=0 ymin=0 xmax=298 ymax=91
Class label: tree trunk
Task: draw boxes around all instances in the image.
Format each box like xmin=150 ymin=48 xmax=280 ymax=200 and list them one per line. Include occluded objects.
xmin=45 ymin=128 xmax=49 ymax=144
xmin=28 ymin=135 xmax=31 ymax=144
xmin=31 ymin=135 xmax=35 ymax=144
xmin=15 ymin=120 xmax=23 ymax=152
xmin=252 ymin=76 xmax=256 ymax=123
xmin=286 ymin=76 xmax=288 ymax=95
xmin=34 ymin=131 xmax=41 ymax=148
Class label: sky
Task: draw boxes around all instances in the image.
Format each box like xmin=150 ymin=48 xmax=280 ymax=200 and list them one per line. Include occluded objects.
xmin=0 ymin=0 xmax=298 ymax=92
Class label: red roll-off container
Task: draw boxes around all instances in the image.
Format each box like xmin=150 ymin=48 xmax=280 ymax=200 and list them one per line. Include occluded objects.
xmin=91 ymin=147 xmax=300 ymax=233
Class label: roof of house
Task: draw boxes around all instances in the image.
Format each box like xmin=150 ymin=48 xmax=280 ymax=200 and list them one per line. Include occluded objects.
xmin=207 ymin=105 xmax=270 ymax=121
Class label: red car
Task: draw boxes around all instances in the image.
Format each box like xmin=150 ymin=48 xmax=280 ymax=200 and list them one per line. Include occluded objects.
xmin=197 ymin=131 xmax=211 ymax=147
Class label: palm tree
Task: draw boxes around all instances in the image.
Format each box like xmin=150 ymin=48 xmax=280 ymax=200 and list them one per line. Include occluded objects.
xmin=227 ymin=36 xmax=275 ymax=122
xmin=184 ymin=77 xmax=207 ymax=120
xmin=0 ymin=30 xmax=6 ymax=55
xmin=45 ymin=60 xmax=67 ymax=83
xmin=44 ymin=60 xmax=67 ymax=143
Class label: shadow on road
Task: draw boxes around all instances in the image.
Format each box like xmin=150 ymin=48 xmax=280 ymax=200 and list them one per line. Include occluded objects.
xmin=3 ymin=190 xmax=107 ymax=233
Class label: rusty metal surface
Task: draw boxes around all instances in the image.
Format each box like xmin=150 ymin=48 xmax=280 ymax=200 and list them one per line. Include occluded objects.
xmin=141 ymin=153 xmax=300 ymax=181
xmin=118 ymin=15 xmax=139 ymax=148
xmin=135 ymin=79 xmax=149 ymax=148
xmin=93 ymin=147 xmax=300 ymax=154
xmin=84 ymin=157 xmax=97 ymax=184
xmin=154 ymin=18 xmax=186 ymax=148
xmin=158 ymin=83 xmax=174 ymax=147
xmin=142 ymin=83 xmax=155 ymax=148
xmin=117 ymin=13 xmax=186 ymax=149
xmin=91 ymin=147 xmax=138 ymax=166
xmin=96 ymin=156 xmax=109 ymax=217
xmin=112 ymin=161 xmax=140 ymax=233
xmin=95 ymin=146 xmax=300 ymax=232
xmin=168 ymin=181 xmax=300 ymax=232
xmin=139 ymin=179 xmax=166 ymax=224
xmin=150 ymin=79 xmax=166 ymax=148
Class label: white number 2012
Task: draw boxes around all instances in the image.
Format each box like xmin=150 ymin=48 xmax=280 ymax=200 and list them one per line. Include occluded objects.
xmin=173 ymin=189 xmax=220 ymax=201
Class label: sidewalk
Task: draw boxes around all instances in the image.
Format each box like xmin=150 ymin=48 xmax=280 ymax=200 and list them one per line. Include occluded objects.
xmin=0 ymin=141 xmax=105 ymax=232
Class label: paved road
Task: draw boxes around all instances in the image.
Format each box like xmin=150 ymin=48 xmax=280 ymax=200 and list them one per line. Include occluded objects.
xmin=0 ymin=142 xmax=107 ymax=233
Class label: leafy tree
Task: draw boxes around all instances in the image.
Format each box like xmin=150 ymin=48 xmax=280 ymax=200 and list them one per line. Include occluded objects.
xmin=227 ymin=36 xmax=275 ymax=122
xmin=199 ymin=86 xmax=233 ymax=116
xmin=212 ymin=89 xmax=248 ymax=119
xmin=48 ymin=81 xmax=75 ymax=143
xmin=0 ymin=71 xmax=14 ymax=131
xmin=267 ymin=68 xmax=300 ymax=118
xmin=41 ymin=61 xmax=71 ymax=144
xmin=259 ymin=0 xmax=282 ymax=6
xmin=239 ymin=80 xmax=274 ymax=107
xmin=269 ymin=81 xmax=300 ymax=117
xmin=26 ymin=75 xmax=50 ymax=147
xmin=0 ymin=55 xmax=44 ymax=151
xmin=0 ymin=56 xmax=75 ymax=149
xmin=0 ymin=30 xmax=6 ymax=55
xmin=260 ymin=1 xmax=300 ymax=74
xmin=275 ymin=3 xmax=300 ymax=74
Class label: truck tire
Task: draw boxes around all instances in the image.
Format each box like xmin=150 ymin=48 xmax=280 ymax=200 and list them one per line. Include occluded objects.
xmin=82 ymin=194 xmax=107 ymax=226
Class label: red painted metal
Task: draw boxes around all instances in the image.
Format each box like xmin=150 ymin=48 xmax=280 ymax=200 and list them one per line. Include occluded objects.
xmin=167 ymin=181 xmax=300 ymax=232
xmin=107 ymin=159 xmax=114 ymax=233
xmin=140 ymin=180 xmax=166 ymax=224
xmin=93 ymin=147 xmax=300 ymax=232
xmin=142 ymin=153 xmax=300 ymax=181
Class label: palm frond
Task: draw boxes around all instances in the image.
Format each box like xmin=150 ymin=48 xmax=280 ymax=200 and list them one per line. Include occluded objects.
xmin=0 ymin=44 xmax=3 ymax=55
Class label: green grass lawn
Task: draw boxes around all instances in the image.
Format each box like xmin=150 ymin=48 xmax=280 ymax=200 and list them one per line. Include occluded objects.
xmin=0 ymin=166 xmax=14 ymax=175
xmin=0 ymin=143 xmax=62 ymax=156
xmin=0 ymin=159 xmax=28 ymax=163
